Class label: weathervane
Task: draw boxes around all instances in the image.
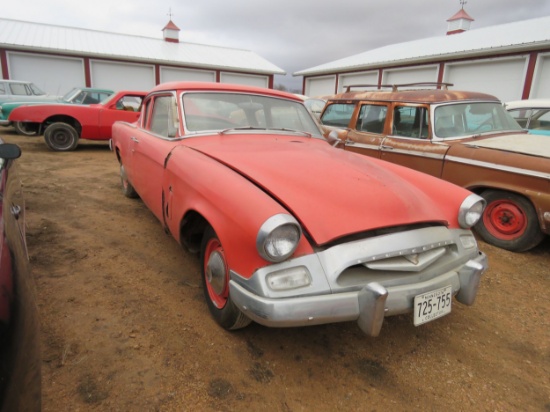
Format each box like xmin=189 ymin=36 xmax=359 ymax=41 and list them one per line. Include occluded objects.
xmin=167 ymin=7 xmax=174 ymax=20
xmin=460 ymin=0 xmax=467 ymax=9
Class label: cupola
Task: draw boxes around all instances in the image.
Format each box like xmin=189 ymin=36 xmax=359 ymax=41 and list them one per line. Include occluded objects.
xmin=446 ymin=2 xmax=474 ymax=35
xmin=162 ymin=20 xmax=181 ymax=43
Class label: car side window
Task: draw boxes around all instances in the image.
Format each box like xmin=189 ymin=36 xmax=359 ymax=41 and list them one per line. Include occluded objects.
xmin=393 ymin=106 xmax=428 ymax=139
xmin=356 ymin=104 xmax=387 ymax=134
xmin=9 ymin=83 xmax=31 ymax=96
xmin=0 ymin=83 xmax=5 ymax=94
xmin=149 ymin=95 xmax=179 ymax=138
xmin=321 ymin=103 xmax=355 ymax=127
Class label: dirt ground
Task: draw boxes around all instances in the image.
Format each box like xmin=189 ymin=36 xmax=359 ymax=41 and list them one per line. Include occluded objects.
xmin=1 ymin=129 xmax=549 ymax=412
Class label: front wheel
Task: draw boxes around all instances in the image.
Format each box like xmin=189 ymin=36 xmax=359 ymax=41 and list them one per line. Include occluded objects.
xmin=475 ymin=190 xmax=545 ymax=252
xmin=13 ymin=122 xmax=39 ymax=136
xmin=119 ymin=164 xmax=138 ymax=198
xmin=200 ymin=226 xmax=251 ymax=330
xmin=43 ymin=122 xmax=79 ymax=151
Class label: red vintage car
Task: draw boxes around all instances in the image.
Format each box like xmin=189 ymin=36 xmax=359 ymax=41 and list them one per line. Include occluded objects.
xmin=8 ymin=91 xmax=147 ymax=151
xmin=0 ymin=141 xmax=41 ymax=410
xmin=110 ymin=82 xmax=488 ymax=337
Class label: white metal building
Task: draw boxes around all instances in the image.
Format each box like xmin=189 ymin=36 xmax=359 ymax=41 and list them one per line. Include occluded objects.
xmin=295 ymin=9 xmax=550 ymax=102
xmin=0 ymin=18 xmax=285 ymax=95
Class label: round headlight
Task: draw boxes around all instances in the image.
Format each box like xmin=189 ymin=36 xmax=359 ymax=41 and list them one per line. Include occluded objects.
xmin=458 ymin=194 xmax=486 ymax=228
xmin=257 ymin=214 xmax=302 ymax=262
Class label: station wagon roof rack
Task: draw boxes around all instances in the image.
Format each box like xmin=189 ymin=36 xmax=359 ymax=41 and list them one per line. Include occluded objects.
xmin=345 ymin=82 xmax=454 ymax=92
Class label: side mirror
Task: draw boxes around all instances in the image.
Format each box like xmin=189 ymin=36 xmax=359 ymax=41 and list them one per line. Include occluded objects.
xmin=0 ymin=143 xmax=21 ymax=159
xmin=326 ymin=130 xmax=343 ymax=147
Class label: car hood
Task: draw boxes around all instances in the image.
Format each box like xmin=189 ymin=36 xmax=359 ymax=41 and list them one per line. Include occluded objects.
xmin=462 ymin=134 xmax=550 ymax=158
xmin=186 ymin=134 xmax=460 ymax=245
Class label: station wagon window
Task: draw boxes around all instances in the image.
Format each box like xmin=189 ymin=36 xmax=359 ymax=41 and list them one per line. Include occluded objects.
xmin=321 ymin=103 xmax=355 ymax=127
xmin=356 ymin=104 xmax=387 ymax=134
xmin=393 ymin=106 xmax=428 ymax=138
xmin=149 ymin=95 xmax=179 ymax=138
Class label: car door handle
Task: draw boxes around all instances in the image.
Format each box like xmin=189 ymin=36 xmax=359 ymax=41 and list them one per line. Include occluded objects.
xmin=131 ymin=137 xmax=139 ymax=143
xmin=381 ymin=145 xmax=393 ymax=150
xmin=11 ymin=204 xmax=21 ymax=220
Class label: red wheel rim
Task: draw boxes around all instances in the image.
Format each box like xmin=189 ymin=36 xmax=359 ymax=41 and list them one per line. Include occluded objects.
xmin=483 ymin=199 xmax=527 ymax=240
xmin=203 ymin=238 xmax=228 ymax=309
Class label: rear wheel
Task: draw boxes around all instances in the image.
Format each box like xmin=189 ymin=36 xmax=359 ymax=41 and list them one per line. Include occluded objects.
xmin=13 ymin=122 xmax=38 ymax=136
xmin=475 ymin=189 xmax=545 ymax=252
xmin=200 ymin=226 xmax=251 ymax=330
xmin=43 ymin=122 xmax=79 ymax=151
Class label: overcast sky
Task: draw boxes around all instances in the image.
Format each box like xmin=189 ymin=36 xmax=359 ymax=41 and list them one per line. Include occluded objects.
xmin=4 ymin=0 xmax=550 ymax=91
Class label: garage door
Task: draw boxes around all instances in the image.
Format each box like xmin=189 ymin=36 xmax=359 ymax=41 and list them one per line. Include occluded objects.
xmin=339 ymin=71 xmax=378 ymax=92
xmin=530 ymin=53 xmax=550 ymax=98
xmin=8 ymin=52 xmax=84 ymax=95
xmin=220 ymin=72 xmax=268 ymax=88
xmin=160 ymin=67 xmax=216 ymax=83
xmin=382 ymin=65 xmax=439 ymax=88
xmin=91 ymin=61 xmax=155 ymax=91
xmin=444 ymin=57 xmax=528 ymax=102
xmin=305 ymin=76 xmax=337 ymax=97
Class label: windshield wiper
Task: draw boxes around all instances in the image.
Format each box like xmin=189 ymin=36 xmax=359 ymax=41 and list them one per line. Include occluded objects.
xmin=267 ymin=128 xmax=312 ymax=137
xmin=219 ymin=126 xmax=267 ymax=135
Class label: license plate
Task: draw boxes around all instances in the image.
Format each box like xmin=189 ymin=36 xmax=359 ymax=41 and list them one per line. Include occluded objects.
xmin=413 ymin=285 xmax=452 ymax=326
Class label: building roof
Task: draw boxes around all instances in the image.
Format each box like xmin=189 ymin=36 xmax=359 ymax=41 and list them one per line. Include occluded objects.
xmin=447 ymin=8 xmax=474 ymax=22
xmin=294 ymin=15 xmax=550 ymax=77
xmin=0 ymin=18 xmax=285 ymax=75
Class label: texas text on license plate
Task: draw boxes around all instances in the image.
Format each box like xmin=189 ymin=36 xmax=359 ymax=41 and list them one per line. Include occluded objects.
xmin=413 ymin=285 xmax=452 ymax=326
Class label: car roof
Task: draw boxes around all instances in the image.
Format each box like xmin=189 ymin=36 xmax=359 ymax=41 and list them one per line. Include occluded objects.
xmin=150 ymin=81 xmax=302 ymax=101
xmin=505 ymin=99 xmax=550 ymax=110
xmin=326 ymin=83 xmax=500 ymax=104
xmin=0 ymin=79 xmax=34 ymax=84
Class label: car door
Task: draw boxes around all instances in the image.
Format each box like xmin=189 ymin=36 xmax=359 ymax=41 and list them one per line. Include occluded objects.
xmin=98 ymin=94 xmax=143 ymax=138
xmin=129 ymin=93 xmax=180 ymax=221
xmin=379 ymin=104 xmax=450 ymax=178
xmin=343 ymin=103 xmax=389 ymax=159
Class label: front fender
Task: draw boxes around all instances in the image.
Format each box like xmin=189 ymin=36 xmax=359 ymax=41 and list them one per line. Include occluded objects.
xmin=164 ymin=146 xmax=314 ymax=278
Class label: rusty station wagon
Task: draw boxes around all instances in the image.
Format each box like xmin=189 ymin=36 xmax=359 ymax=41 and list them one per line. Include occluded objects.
xmin=321 ymin=83 xmax=550 ymax=252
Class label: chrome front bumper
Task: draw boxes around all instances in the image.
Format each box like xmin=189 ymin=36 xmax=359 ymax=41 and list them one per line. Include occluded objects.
xmin=230 ymin=252 xmax=487 ymax=337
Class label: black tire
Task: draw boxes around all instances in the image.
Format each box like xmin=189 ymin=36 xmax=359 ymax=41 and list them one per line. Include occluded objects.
xmin=13 ymin=122 xmax=39 ymax=136
xmin=200 ymin=226 xmax=251 ymax=330
xmin=475 ymin=189 xmax=545 ymax=252
xmin=120 ymin=164 xmax=138 ymax=198
xmin=43 ymin=122 xmax=79 ymax=151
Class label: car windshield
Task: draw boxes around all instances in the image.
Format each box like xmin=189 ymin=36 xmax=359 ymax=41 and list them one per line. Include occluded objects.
xmin=61 ymin=88 xmax=81 ymax=102
xmin=434 ymin=102 xmax=523 ymax=138
xmin=182 ymin=92 xmax=323 ymax=137
xmin=29 ymin=83 xmax=46 ymax=96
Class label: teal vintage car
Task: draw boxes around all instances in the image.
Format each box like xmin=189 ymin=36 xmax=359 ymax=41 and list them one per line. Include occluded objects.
xmin=0 ymin=87 xmax=114 ymax=135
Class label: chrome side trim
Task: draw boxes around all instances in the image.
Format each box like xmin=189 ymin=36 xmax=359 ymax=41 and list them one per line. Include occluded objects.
xmin=381 ymin=148 xmax=445 ymax=160
xmin=344 ymin=142 xmax=379 ymax=150
xmin=446 ymin=155 xmax=550 ymax=180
